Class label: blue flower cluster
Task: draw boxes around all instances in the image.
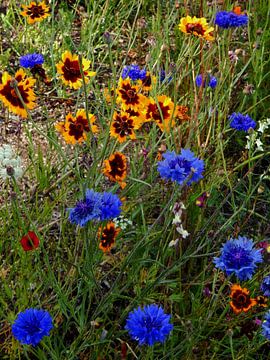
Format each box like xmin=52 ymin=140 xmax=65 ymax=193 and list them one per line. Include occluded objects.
xmin=68 ymin=189 xmax=122 ymax=226
xmin=12 ymin=308 xmax=53 ymax=346
xmin=215 ymin=11 xmax=248 ymax=28
xmin=229 ymin=112 xmax=256 ymax=132
xmin=121 ymin=64 xmax=147 ymax=81
xmin=125 ymin=304 xmax=173 ymax=346
xmin=19 ymin=53 xmax=44 ymax=68
xmin=157 ymin=149 xmax=204 ymax=186
xmin=195 ymin=74 xmax=217 ymax=89
xmin=261 ymin=276 xmax=270 ymax=297
xmin=214 ymin=236 xmax=263 ymax=281
xmin=262 ymin=311 xmax=270 ymax=340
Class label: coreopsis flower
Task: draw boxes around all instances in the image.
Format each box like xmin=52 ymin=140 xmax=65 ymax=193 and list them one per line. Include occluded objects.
xmin=21 ymin=1 xmax=50 ymax=24
xmin=0 ymin=145 xmax=23 ymax=180
xmin=116 ymin=78 xmax=146 ymax=111
xmin=98 ymin=222 xmax=121 ymax=252
xmin=125 ymin=304 xmax=173 ymax=346
xmin=121 ymin=64 xmax=146 ymax=81
xmin=195 ymin=74 xmax=217 ymax=89
xmin=12 ymin=308 xmax=53 ymax=346
xmin=175 ymin=105 xmax=190 ymax=122
xmin=255 ymin=296 xmax=268 ymax=308
xmin=145 ymin=95 xmax=175 ymax=132
xmin=178 ymin=16 xmax=214 ymax=41
xmin=261 ymin=276 xmax=270 ymax=297
xmin=56 ymin=51 xmax=96 ymax=90
xmin=229 ymin=112 xmax=256 ymax=132
xmin=213 ymin=236 xmax=263 ymax=280
xmin=0 ymin=69 xmax=36 ymax=118
xmin=20 ymin=231 xmax=40 ymax=251
xmin=230 ymin=285 xmax=256 ymax=314
xmin=20 ymin=53 xmax=44 ymax=68
xmin=110 ymin=111 xmax=142 ymax=143
xmin=68 ymin=189 xmax=122 ymax=226
xmin=157 ymin=149 xmax=204 ymax=186
xmin=262 ymin=311 xmax=270 ymax=340
xmin=215 ymin=9 xmax=248 ymax=28
xmin=103 ymin=152 xmax=127 ymax=188
xmin=103 ymin=87 xmax=115 ymax=103
xmin=137 ymin=71 xmax=157 ymax=92
xmin=55 ymin=109 xmax=98 ymax=145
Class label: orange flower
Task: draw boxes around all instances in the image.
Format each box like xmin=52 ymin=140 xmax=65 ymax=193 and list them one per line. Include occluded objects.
xmin=117 ymin=78 xmax=147 ymax=111
xmin=145 ymin=95 xmax=175 ymax=132
xmin=230 ymin=284 xmax=257 ymax=314
xmin=174 ymin=105 xmax=190 ymax=122
xmin=110 ymin=111 xmax=142 ymax=143
xmin=138 ymin=72 xmax=157 ymax=92
xmin=98 ymin=222 xmax=120 ymax=252
xmin=179 ymin=16 xmax=214 ymax=41
xmin=233 ymin=6 xmax=244 ymax=15
xmin=255 ymin=296 xmax=268 ymax=308
xmin=103 ymin=152 xmax=127 ymax=189
xmin=56 ymin=51 xmax=96 ymax=90
xmin=55 ymin=109 xmax=98 ymax=144
xmin=0 ymin=69 xmax=36 ymax=118
xmin=21 ymin=1 xmax=50 ymax=24
xmin=103 ymin=87 xmax=115 ymax=103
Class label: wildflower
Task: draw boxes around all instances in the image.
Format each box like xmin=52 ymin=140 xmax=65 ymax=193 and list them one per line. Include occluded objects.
xmin=125 ymin=304 xmax=173 ymax=346
xmin=175 ymin=105 xmax=190 ymax=122
xmin=178 ymin=16 xmax=214 ymax=41
xmin=19 ymin=53 xmax=44 ymax=68
xmin=229 ymin=112 xmax=256 ymax=132
xmin=68 ymin=190 xmax=122 ymax=226
xmin=0 ymin=69 xmax=36 ymax=118
xmin=261 ymin=276 xmax=270 ymax=297
xmin=113 ymin=215 xmax=132 ymax=230
xmin=103 ymin=87 xmax=115 ymax=103
xmin=98 ymin=222 xmax=120 ymax=252
xmin=138 ymin=71 xmax=157 ymax=92
xmin=145 ymin=95 xmax=175 ymax=132
xmin=255 ymin=296 xmax=268 ymax=308
xmin=20 ymin=231 xmax=40 ymax=251
xmin=159 ymin=69 xmax=173 ymax=84
xmin=99 ymin=192 xmax=122 ymax=220
xmin=215 ymin=10 xmax=248 ymax=29
xmin=230 ymin=284 xmax=256 ymax=314
xmin=110 ymin=111 xmax=142 ymax=143
xmin=12 ymin=308 xmax=53 ymax=346
xmin=121 ymin=64 xmax=147 ymax=81
xmin=171 ymin=202 xmax=189 ymax=238
xmin=196 ymin=192 xmax=210 ymax=207
xmin=0 ymin=145 xmax=23 ymax=180
xmin=56 ymin=51 xmax=96 ymax=90
xmin=21 ymin=1 xmax=50 ymax=24
xmin=68 ymin=189 xmax=102 ymax=226
xmin=195 ymin=74 xmax=217 ymax=89
xmin=55 ymin=109 xmax=98 ymax=145
xmin=103 ymin=152 xmax=127 ymax=188
xmin=158 ymin=149 xmax=204 ymax=186
xmin=213 ymin=236 xmax=263 ymax=280
xmin=117 ymin=78 xmax=146 ymax=111
xmin=262 ymin=311 xmax=270 ymax=340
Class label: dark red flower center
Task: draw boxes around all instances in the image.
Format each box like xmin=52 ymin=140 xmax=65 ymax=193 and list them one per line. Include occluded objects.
xmin=108 ymin=154 xmax=126 ymax=178
xmin=119 ymin=84 xmax=140 ymax=106
xmin=100 ymin=226 xmax=117 ymax=249
xmin=27 ymin=5 xmax=46 ymax=19
xmin=146 ymin=102 xmax=170 ymax=123
xmin=0 ymin=80 xmax=31 ymax=109
xmin=62 ymin=59 xmax=82 ymax=82
xmin=186 ymin=23 xmax=205 ymax=36
xmin=113 ymin=114 xmax=134 ymax=138
xmin=68 ymin=115 xmax=89 ymax=139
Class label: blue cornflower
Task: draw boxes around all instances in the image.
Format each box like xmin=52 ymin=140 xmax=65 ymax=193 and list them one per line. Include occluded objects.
xmin=99 ymin=191 xmax=122 ymax=220
xmin=229 ymin=112 xmax=256 ymax=132
xmin=159 ymin=69 xmax=173 ymax=84
xmin=261 ymin=276 xmax=270 ymax=297
xmin=68 ymin=189 xmax=102 ymax=227
xmin=122 ymin=65 xmax=147 ymax=81
xmin=157 ymin=149 xmax=204 ymax=186
xmin=195 ymin=74 xmax=217 ymax=89
xmin=125 ymin=304 xmax=173 ymax=346
xmin=19 ymin=53 xmax=44 ymax=68
xmin=215 ymin=11 xmax=248 ymax=29
xmin=262 ymin=311 xmax=270 ymax=340
xmin=12 ymin=308 xmax=53 ymax=346
xmin=214 ymin=236 xmax=263 ymax=281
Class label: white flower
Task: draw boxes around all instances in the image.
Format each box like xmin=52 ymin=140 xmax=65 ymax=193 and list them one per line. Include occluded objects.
xmin=176 ymin=224 xmax=189 ymax=238
xmin=255 ymin=139 xmax=264 ymax=151
xmin=0 ymin=145 xmax=23 ymax=180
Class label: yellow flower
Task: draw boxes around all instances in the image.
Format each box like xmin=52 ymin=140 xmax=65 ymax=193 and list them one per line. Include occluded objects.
xmin=137 ymin=72 xmax=157 ymax=92
xmin=110 ymin=111 xmax=142 ymax=143
xmin=56 ymin=51 xmax=96 ymax=90
xmin=0 ymin=69 xmax=36 ymax=118
xmin=103 ymin=152 xmax=127 ymax=189
xmin=117 ymin=78 xmax=147 ymax=111
xmin=98 ymin=222 xmax=121 ymax=253
xmin=145 ymin=95 xmax=175 ymax=132
xmin=55 ymin=109 xmax=98 ymax=145
xmin=21 ymin=1 xmax=50 ymax=24
xmin=179 ymin=16 xmax=214 ymax=41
